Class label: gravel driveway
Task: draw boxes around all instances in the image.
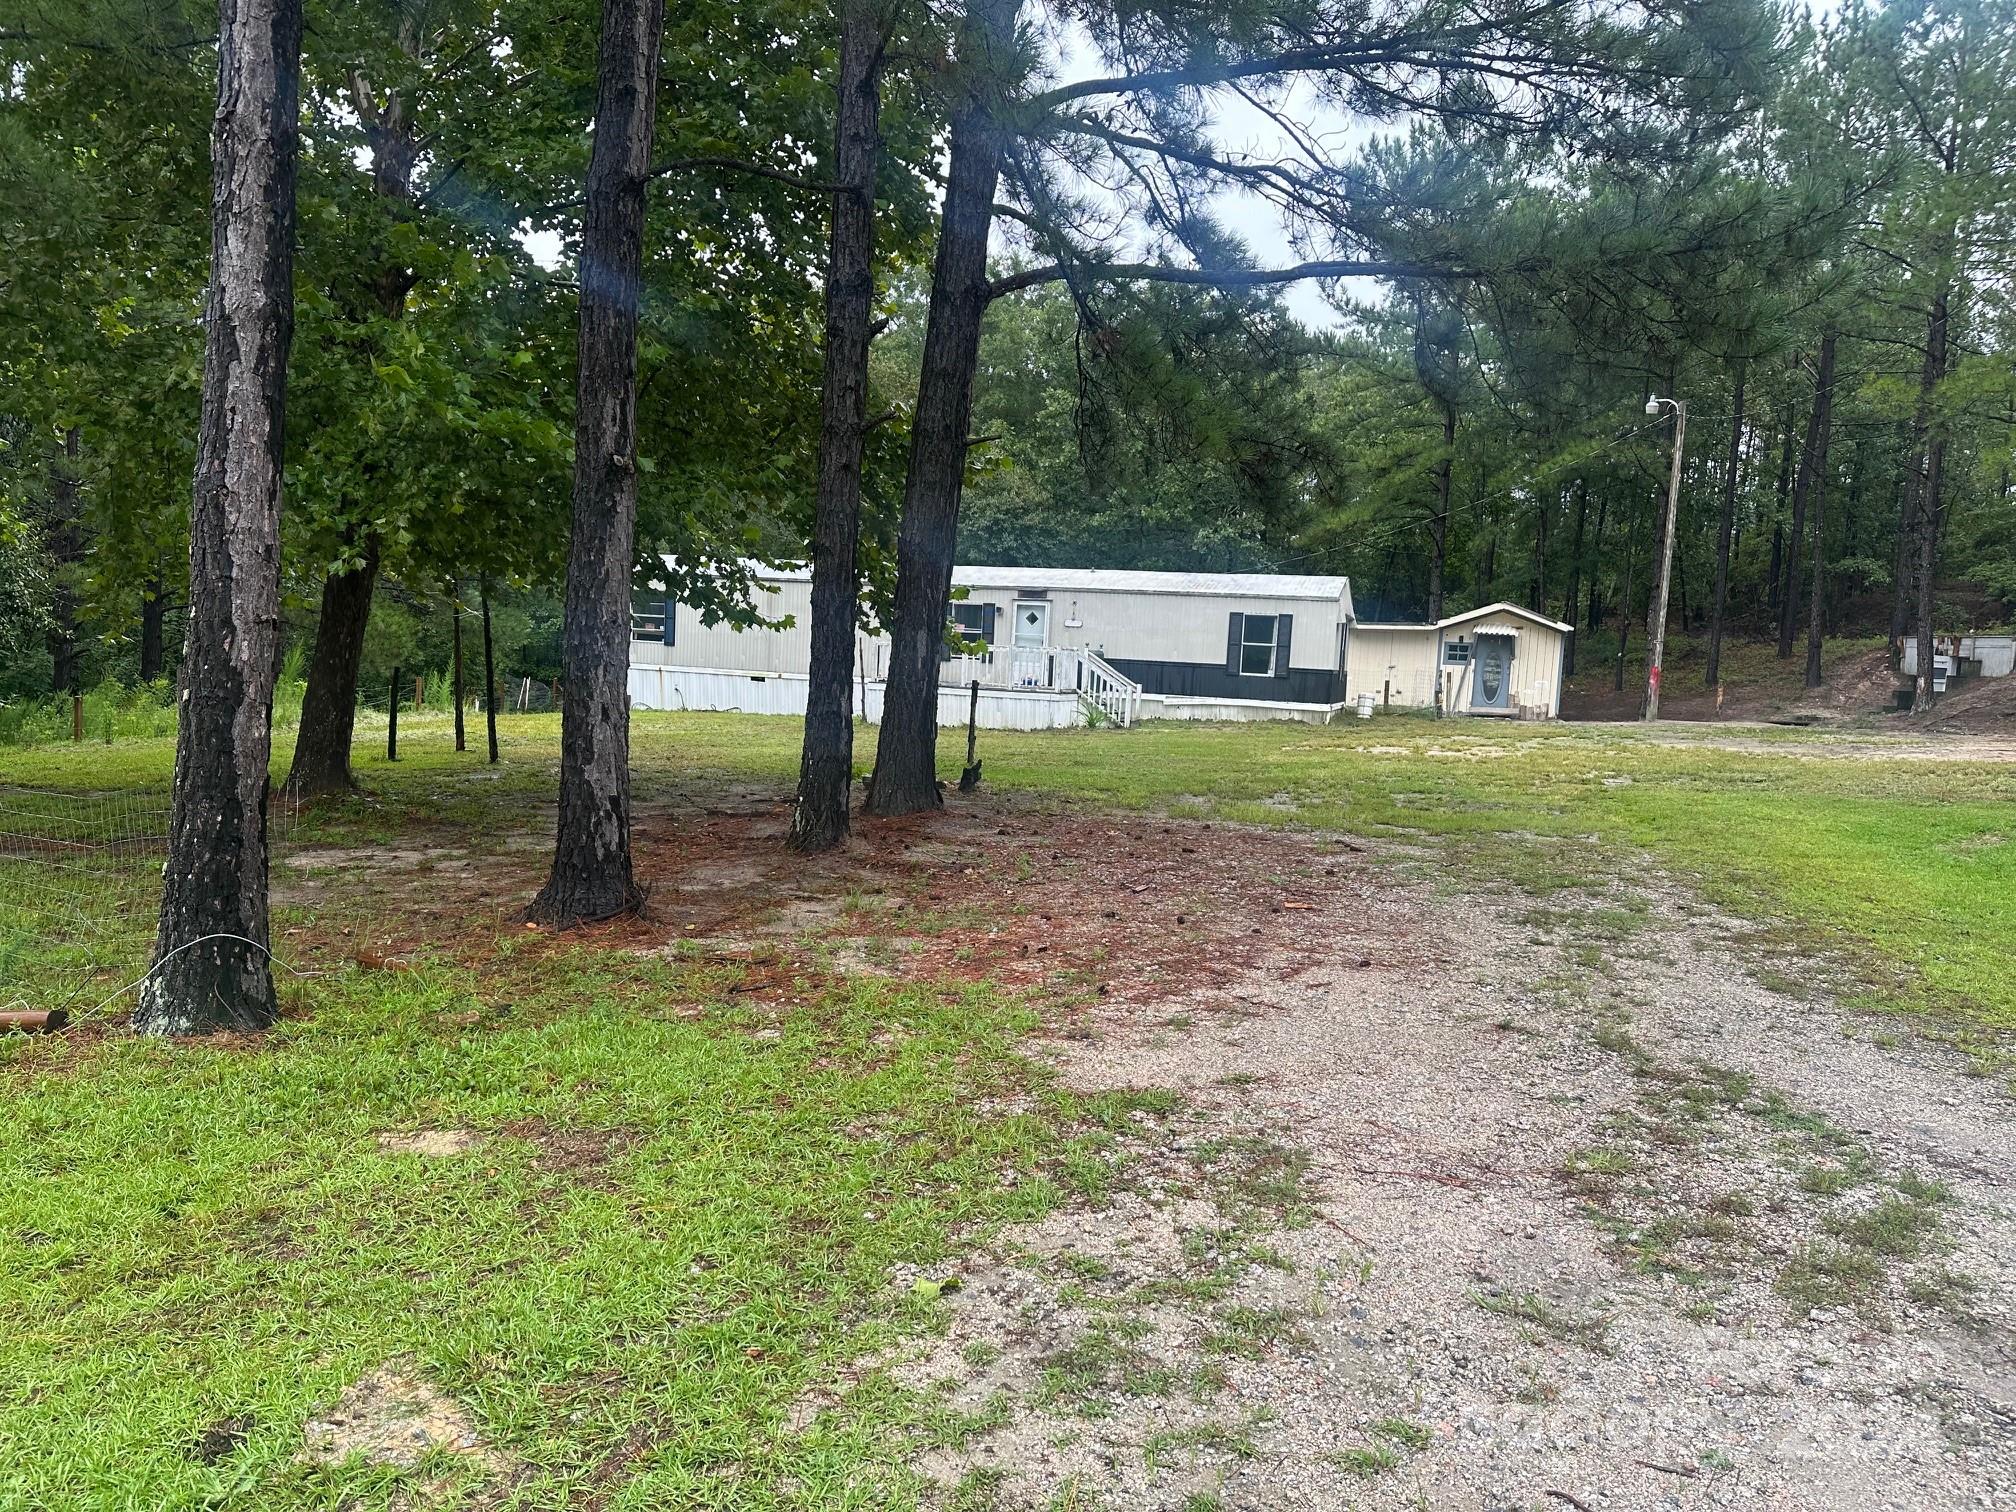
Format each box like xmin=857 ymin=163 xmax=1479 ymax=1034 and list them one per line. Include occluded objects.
xmin=901 ymin=829 xmax=2015 ymax=1511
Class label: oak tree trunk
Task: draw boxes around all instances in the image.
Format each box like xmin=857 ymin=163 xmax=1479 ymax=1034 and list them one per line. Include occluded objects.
xmin=789 ymin=0 xmax=884 ymax=854
xmin=452 ymin=580 xmax=466 ymax=752
xmin=1705 ymin=360 xmax=1744 ymax=687
xmin=283 ymin=66 xmax=419 ymax=790
xmin=282 ymin=535 xmax=379 ymax=796
xmin=527 ymin=0 xmax=665 ymax=925
xmin=1803 ymin=333 xmax=1836 ymax=689
xmin=865 ymin=0 xmax=1018 ymax=818
xmin=137 ymin=0 xmax=303 ymax=1036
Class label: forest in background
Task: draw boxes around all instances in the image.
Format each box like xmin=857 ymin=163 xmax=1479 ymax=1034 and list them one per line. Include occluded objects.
xmin=3 ymin=0 xmax=2013 ymax=722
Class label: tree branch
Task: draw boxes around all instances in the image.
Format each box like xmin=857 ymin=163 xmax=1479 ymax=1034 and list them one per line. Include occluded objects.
xmin=649 ymin=156 xmax=838 ymax=195
xmin=533 ymin=155 xmax=839 ymax=216
xmin=988 ymin=257 xmax=1480 ymax=301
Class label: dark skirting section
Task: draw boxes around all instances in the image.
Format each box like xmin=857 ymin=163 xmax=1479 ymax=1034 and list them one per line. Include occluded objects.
xmin=1106 ymin=658 xmax=1345 ymax=705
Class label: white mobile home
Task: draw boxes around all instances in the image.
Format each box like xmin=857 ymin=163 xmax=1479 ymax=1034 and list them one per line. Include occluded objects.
xmin=628 ymin=562 xmax=1568 ymax=729
xmin=631 ymin=562 xmax=1354 ymax=727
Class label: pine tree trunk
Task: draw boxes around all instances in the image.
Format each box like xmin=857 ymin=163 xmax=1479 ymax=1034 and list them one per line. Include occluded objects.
xmin=1889 ymin=466 xmax=1914 ymax=668
xmin=1585 ymin=490 xmax=1608 ymax=631
xmin=1777 ymin=379 xmax=1822 ymax=660
xmin=137 ymin=0 xmax=303 ymax=1036
xmin=866 ymin=0 xmax=1017 ymax=819
xmin=1561 ymin=479 xmax=1587 ymax=675
xmin=1428 ymin=399 xmax=1454 ymax=621
xmin=282 ymin=536 xmax=379 ymax=796
xmin=1911 ymin=285 xmax=1952 ymax=710
xmin=1531 ymin=485 xmax=1551 ymax=612
xmin=1706 ymin=360 xmax=1745 ymax=687
xmin=1767 ymin=420 xmax=1795 ymax=620
xmin=1803 ymin=333 xmax=1837 ymax=689
xmin=789 ymin=0 xmax=884 ymax=854
xmin=527 ymin=0 xmax=665 ymax=926
xmin=1614 ymin=506 xmax=1641 ymax=694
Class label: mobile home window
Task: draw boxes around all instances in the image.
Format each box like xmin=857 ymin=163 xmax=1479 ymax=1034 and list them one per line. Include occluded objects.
xmin=1443 ymin=637 xmax=1470 ymax=665
xmin=1240 ymin=615 xmax=1278 ymax=676
xmin=946 ymin=601 xmax=996 ymax=654
xmin=631 ymin=593 xmax=669 ymax=643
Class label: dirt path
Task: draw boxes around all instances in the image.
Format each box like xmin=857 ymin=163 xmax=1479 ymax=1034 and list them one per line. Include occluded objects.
xmin=898 ymin=834 xmax=2016 ymax=1511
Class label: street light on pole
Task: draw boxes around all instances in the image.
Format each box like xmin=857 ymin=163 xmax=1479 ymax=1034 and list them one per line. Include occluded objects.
xmin=1641 ymin=395 xmax=1688 ymax=721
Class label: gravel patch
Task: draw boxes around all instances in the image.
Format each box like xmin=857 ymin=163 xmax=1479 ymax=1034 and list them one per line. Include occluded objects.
xmin=899 ymin=833 xmax=2016 ymax=1511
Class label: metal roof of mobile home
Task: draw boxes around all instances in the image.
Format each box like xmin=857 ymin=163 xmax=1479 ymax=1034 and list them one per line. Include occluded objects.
xmin=951 ymin=565 xmax=1350 ymax=606
xmin=674 ymin=558 xmax=1353 ymax=612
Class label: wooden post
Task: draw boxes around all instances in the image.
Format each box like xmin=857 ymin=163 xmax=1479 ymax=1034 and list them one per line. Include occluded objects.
xmin=414 ymin=673 xmax=424 ymax=711
xmin=387 ymin=664 xmax=400 ymax=761
xmin=71 ymin=694 xmax=83 ymax=743
xmin=452 ymin=582 xmax=466 ymax=753
xmin=958 ymin=679 xmax=983 ymax=792
xmin=481 ymin=583 xmax=498 ymax=764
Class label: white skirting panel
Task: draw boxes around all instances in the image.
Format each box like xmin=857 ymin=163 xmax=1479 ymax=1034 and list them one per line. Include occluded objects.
xmin=1136 ymin=694 xmax=1345 ymax=725
xmin=627 ymin=664 xmax=1347 ymax=729
xmin=627 ymin=665 xmax=1084 ymax=730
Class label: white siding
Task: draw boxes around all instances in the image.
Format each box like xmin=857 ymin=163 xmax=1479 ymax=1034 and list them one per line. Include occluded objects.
xmin=1346 ymin=627 xmax=1442 ymax=708
xmin=950 ymin=586 xmax=1341 ymax=673
xmin=1345 ymin=609 xmax=1568 ymax=718
xmin=1439 ymin=610 xmax=1567 ymax=717
xmin=633 ymin=573 xmax=1350 ymax=679
xmin=628 ymin=665 xmax=1091 ymax=730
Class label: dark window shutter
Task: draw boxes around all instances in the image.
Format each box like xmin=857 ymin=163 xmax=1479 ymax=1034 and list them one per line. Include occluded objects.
xmin=663 ymin=600 xmax=675 ymax=646
xmin=1225 ymin=612 xmax=1244 ymax=675
xmin=1275 ymin=613 xmax=1293 ymax=678
xmin=981 ymin=603 xmax=997 ymax=643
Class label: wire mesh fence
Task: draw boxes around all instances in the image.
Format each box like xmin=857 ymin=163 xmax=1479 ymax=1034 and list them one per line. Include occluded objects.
xmin=0 ymin=667 xmax=566 ymax=1021
xmin=0 ymin=785 xmax=303 ymax=1025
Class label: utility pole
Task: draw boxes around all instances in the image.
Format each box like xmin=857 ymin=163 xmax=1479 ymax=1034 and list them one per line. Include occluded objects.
xmin=1642 ymin=396 xmax=1688 ymax=721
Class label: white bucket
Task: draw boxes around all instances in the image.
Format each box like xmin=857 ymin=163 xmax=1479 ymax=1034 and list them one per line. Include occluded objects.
xmin=1355 ymin=692 xmax=1376 ymax=720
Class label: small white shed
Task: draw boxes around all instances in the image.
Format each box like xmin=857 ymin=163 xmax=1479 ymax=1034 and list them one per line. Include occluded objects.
xmin=1345 ymin=603 xmax=1571 ymax=719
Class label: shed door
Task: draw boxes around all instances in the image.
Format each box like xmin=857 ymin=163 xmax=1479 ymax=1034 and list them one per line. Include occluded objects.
xmin=1472 ymin=633 xmax=1512 ymax=709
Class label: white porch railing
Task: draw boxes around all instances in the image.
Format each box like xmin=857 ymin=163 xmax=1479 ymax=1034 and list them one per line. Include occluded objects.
xmin=1076 ymin=647 xmax=1141 ymax=727
xmin=945 ymin=644 xmax=1142 ymax=728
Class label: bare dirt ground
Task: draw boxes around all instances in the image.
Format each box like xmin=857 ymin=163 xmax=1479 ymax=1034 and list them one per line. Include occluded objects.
xmin=1561 ymin=646 xmax=1905 ymax=726
xmin=275 ymin=793 xmax=2014 ymax=1510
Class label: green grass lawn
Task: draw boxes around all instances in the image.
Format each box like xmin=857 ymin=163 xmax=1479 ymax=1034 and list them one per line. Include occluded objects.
xmin=1 ymin=945 xmax=1156 ymax=1509
xmin=7 ymin=708 xmax=2014 ymax=1032
xmin=1 ymin=709 xmax=2011 ymax=1509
